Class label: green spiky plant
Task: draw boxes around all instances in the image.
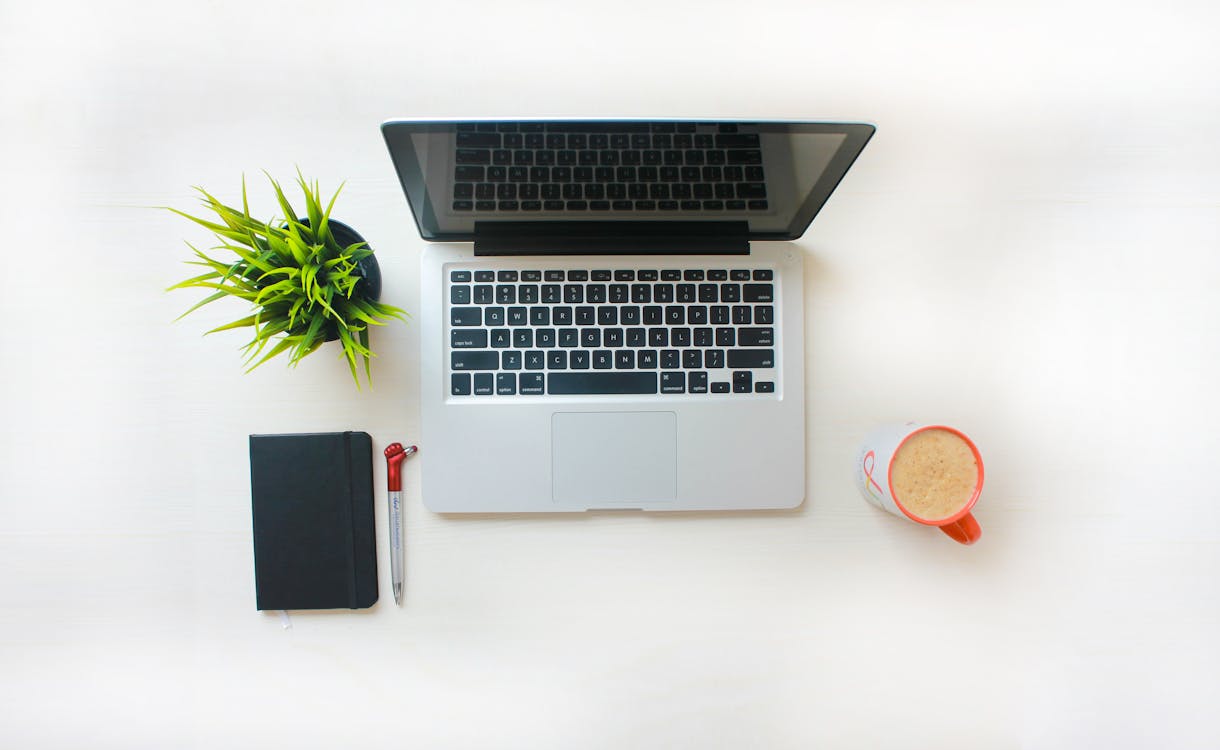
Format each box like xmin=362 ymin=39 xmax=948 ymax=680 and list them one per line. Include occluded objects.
xmin=167 ymin=172 xmax=406 ymax=388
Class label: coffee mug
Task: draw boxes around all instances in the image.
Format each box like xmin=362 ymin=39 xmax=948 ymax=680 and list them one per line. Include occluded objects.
xmin=854 ymin=423 xmax=984 ymax=544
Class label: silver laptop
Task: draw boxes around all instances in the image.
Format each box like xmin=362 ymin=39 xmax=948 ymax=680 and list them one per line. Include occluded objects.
xmin=381 ymin=119 xmax=873 ymax=512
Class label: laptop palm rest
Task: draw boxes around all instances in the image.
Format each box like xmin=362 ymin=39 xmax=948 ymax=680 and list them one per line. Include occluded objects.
xmin=552 ymin=412 xmax=677 ymax=506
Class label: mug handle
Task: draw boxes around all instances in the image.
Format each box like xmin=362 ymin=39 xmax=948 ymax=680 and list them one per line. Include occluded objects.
xmin=938 ymin=512 xmax=981 ymax=545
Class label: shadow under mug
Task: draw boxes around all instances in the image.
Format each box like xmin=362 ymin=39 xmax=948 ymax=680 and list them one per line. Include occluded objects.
xmin=854 ymin=423 xmax=984 ymax=545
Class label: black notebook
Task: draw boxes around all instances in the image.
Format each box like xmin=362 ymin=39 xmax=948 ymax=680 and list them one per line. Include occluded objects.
xmin=249 ymin=432 xmax=378 ymax=610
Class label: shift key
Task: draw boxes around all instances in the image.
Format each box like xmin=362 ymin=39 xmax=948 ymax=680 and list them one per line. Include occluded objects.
xmin=451 ymin=351 xmax=500 ymax=371
xmin=727 ymin=349 xmax=774 ymax=368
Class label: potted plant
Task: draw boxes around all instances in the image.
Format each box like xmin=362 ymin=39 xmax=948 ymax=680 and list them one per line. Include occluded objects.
xmin=167 ymin=172 xmax=406 ymax=388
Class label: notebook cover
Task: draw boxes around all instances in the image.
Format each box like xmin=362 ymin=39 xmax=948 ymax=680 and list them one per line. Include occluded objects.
xmin=249 ymin=431 xmax=378 ymax=610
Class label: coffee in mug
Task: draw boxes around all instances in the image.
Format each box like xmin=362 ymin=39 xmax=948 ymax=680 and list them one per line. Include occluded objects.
xmin=855 ymin=423 xmax=984 ymax=544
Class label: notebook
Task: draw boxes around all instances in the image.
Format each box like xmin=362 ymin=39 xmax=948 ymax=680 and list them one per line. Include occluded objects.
xmin=381 ymin=119 xmax=873 ymax=512
xmin=249 ymin=432 xmax=378 ymax=609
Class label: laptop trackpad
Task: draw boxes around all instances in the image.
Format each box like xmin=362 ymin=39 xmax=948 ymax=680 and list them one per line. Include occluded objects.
xmin=552 ymin=411 xmax=677 ymax=505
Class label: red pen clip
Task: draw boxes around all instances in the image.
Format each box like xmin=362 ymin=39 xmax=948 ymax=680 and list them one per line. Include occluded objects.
xmin=384 ymin=443 xmax=418 ymax=491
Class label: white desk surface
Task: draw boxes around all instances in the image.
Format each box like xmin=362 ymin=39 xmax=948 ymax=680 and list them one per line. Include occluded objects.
xmin=3 ymin=1 xmax=1218 ymax=747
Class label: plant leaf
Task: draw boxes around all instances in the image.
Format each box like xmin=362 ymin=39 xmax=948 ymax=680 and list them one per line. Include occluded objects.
xmin=206 ymin=314 xmax=260 ymax=334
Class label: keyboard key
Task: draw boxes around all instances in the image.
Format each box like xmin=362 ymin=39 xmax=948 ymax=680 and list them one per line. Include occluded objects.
xmin=733 ymin=371 xmax=753 ymax=393
xmin=755 ymin=381 xmax=775 ymax=393
xmin=496 ymin=373 xmax=517 ymax=395
xmin=525 ymin=351 xmax=545 ymax=370
xmin=728 ymin=349 xmax=774 ymax=368
xmin=530 ymin=306 xmax=550 ymax=326
xmin=705 ymin=349 xmax=725 ymax=369
xmin=715 ymin=133 xmax=760 ymax=148
xmin=451 ymin=307 xmax=481 ymax=326
xmin=683 ymin=270 xmax=705 ymax=281
xmin=711 ymin=381 xmax=730 ymax=393
xmin=474 ymin=270 xmax=495 ymax=282
xmin=661 ymin=372 xmax=685 ymax=394
xmin=716 ymin=328 xmax=736 ymax=347
xmin=473 ymin=373 xmax=494 ymax=395
xmin=507 ymin=307 xmax=527 ymax=325
xmin=682 ymin=350 xmax=703 ymax=369
xmin=457 ymin=132 xmax=501 ymax=147
xmin=456 ymin=148 xmax=491 ymax=164
xmin=450 ymin=270 xmax=472 ymax=283
xmin=451 ymin=330 xmax=488 ymax=349
xmin=536 ymin=329 xmax=556 ymax=347
xmin=451 ymin=352 xmax=499 ymax=371
xmin=661 ymin=350 xmax=680 ymax=369
xmin=548 ymin=372 xmax=657 ymax=395
xmin=548 ymin=351 xmax=568 ymax=370
xmin=489 ymin=330 xmax=510 ymax=348
xmin=732 ymin=305 xmax=752 ymax=325
xmin=753 ymin=269 xmax=773 ymax=280
xmin=755 ymin=306 xmax=775 ymax=324
xmin=451 ymin=373 xmax=472 ymax=395
xmin=451 ymin=286 xmax=471 ymax=304
xmin=730 ymin=269 xmax=751 ymax=280
xmin=519 ymin=373 xmax=545 ymax=395
xmin=593 ymin=351 xmax=613 ymax=369
xmin=501 ymin=351 xmax=522 ymax=370
xmin=615 ymin=350 xmax=635 ymax=369
xmin=570 ymin=351 xmax=590 ymax=369
xmin=513 ymin=329 xmax=533 ymax=348
xmin=689 ymin=372 xmax=708 ymax=393
xmin=485 ymin=307 xmax=505 ymax=326
xmin=721 ymin=284 xmax=741 ymax=303
xmin=743 ymin=284 xmax=773 ymax=302
xmin=739 ymin=327 xmax=774 ymax=347
xmin=545 ymin=270 xmax=565 ymax=281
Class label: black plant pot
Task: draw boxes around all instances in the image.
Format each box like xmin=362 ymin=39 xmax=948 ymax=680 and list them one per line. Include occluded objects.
xmin=296 ymin=217 xmax=382 ymax=342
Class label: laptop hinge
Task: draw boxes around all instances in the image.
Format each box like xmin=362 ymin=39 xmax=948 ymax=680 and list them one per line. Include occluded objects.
xmin=473 ymin=221 xmax=750 ymax=256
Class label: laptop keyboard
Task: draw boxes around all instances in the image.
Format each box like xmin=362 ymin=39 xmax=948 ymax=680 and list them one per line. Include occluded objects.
xmin=451 ymin=122 xmax=768 ymax=214
xmin=448 ymin=266 xmax=778 ymax=397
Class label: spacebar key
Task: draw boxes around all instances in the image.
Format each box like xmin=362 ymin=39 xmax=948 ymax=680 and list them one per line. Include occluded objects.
xmin=548 ymin=372 xmax=658 ymax=394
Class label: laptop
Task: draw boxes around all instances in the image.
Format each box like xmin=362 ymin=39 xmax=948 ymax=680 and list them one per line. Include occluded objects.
xmin=381 ymin=119 xmax=873 ymax=512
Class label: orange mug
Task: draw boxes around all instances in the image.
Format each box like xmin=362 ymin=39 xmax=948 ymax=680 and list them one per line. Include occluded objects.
xmin=854 ymin=423 xmax=984 ymax=545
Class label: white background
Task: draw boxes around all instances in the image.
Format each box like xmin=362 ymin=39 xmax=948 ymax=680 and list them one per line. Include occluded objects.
xmin=2 ymin=1 xmax=1218 ymax=747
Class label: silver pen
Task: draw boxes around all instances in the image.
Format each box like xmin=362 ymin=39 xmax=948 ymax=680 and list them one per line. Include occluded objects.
xmin=383 ymin=443 xmax=417 ymax=606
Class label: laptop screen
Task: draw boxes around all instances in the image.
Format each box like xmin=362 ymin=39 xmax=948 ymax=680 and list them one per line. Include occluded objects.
xmin=381 ymin=120 xmax=873 ymax=242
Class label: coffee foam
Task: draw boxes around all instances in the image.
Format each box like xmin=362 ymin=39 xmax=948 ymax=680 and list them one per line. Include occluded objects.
xmin=890 ymin=428 xmax=979 ymax=522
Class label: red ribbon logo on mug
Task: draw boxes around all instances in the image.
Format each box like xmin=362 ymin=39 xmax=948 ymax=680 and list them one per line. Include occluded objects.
xmin=862 ymin=450 xmax=885 ymax=501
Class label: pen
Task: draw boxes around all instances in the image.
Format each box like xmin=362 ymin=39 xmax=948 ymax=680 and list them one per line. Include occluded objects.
xmin=384 ymin=442 xmax=417 ymax=606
